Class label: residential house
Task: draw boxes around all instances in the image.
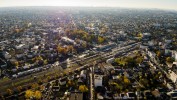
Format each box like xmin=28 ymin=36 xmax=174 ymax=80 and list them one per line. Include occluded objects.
xmin=59 ymin=77 xmax=67 ymax=85
xmin=147 ymin=50 xmax=156 ymax=62
xmin=52 ymin=86 xmax=60 ymax=93
xmin=142 ymin=33 xmax=151 ymax=41
xmin=172 ymin=51 xmax=177 ymax=61
xmin=169 ymin=71 xmax=177 ymax=83
xmin=3 ymin=51 xmax=11 ymax=59
xmin=94 ymin=75 xmax=103 ymax=87
xmin=61 ymin=37 xmax=76 ymax=45
xmin=80 ymin=70 xmax=86 ymax=79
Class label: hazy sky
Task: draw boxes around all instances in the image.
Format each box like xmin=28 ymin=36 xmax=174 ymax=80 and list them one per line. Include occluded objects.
xmin=1 ymin=0 xmax=177 ymax=10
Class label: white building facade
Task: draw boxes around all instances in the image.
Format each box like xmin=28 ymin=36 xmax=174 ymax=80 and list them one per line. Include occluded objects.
xmin=94 ymin=75 xmax=103 ymax=87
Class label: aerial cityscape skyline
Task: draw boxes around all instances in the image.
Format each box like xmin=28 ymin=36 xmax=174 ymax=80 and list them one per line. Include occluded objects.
xmin=1 ymin=0 xmax=177 ymax=10
xmin=0 ymin=0 xmax=177 ymax=99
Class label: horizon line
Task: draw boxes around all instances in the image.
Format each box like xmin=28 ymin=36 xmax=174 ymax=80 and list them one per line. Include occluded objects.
xmin=0 ymin=5 xmax=177 ymax=11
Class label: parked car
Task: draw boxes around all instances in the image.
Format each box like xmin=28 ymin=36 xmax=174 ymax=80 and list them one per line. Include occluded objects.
xmin=104 ymin=91 xmax=112 ymax=100
xmin=120 ymin=93 xmax=128 ymax=99
xmin=113 ymin=93 xmax=121 ymax=100
xmin=135 ymin=91 xmax=144 ymax=99
xmin=127 ymin=92 xmax=136 ymax=99
xmin=144 ymin=90 xmax=154 ymax=99
xmin=167 ymin=92 xmax=177 ymax=99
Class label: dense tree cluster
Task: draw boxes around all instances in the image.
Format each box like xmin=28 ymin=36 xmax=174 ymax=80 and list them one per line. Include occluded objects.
xmin=114 ymin=54 xmax=143 ymax=67
xmin=66 ymin=30 xmax=106 ymax=44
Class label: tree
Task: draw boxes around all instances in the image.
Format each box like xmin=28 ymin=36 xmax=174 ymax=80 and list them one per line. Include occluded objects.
xmin=44 ymin=59 xmax=48 ymax=65
xmin=14 ymin=61 xmax=19 ymax=69
xmin=123 ymin=76 xmax=130 ymax=85
xmin=54 ymin=74 xmax=59 ymax=79
xmin=114 ymin=58 xmax=126 ymax=66
xmin=67 ymin=45 xmax=74 ymax=53
xmin=86 ymin=35 xmax=92 ymax=42
xmin=137 ymin=33 xmax=143 ymax=41
xmin=67 ymin=80 xmax=75 ymax=87
xmin=98 ymin=36 xmax=105 ymax=44
xmin=137 ymin=33 xmax=143 ymax=38
xmin=40 ymin=85 xmax=45 ymax=91
xmin=57 ymin=46 xmax=67 ymax=55
xmin=17 ymin=86 xmax=22 ymax=92
xmin=125 ymin=57 xmax=136 ymax=67
xmin=110 ymin=82 xmax=123 ymax=93
xmin=47 ymin=76 xmax=51 ymax=81
xmin=111 ymin=70 xmax=116 ymax=75
xmin=6 ymin=89 xmax=13 ymax=95
xmin=36 ymin=56 xmax=43 ymax=61
xmin=34 ymin=90 xmax=42 ymax=100
xmin=154 ymin=71 xmax=162 ymax=79
xmin=34 ymin=56 xmax=43 ymax=63
xmin=31 ymin=83 xmax=39 ymax=90
xmin=15 ymin=29 xmax=20 ymax=33
xmin=25 ymin=90 xmax=34 ymax=99
xmin=38 ymin=79 xmax=43 ymax=85
xmin=79 ymin=85 xmax=88 ymax=92
xmin=156 ymin=51 xmax=161 ymax=58
xmin=81 ymin=42 xmax=87 ymax=48
xmin=139 ymin=78 xmax=149 ymax=88
xmin=166 ymin=57 xmax=174 ymax=63
xmin=136 ymin=57 xmax=143 ymax=64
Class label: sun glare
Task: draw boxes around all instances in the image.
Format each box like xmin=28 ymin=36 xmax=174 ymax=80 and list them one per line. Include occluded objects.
xmin=39 ymin=0 xmax=82 ymax=6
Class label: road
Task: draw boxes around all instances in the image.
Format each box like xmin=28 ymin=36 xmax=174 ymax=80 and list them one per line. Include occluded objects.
xmin=90 ymin=64 xmax=94 ymax=100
